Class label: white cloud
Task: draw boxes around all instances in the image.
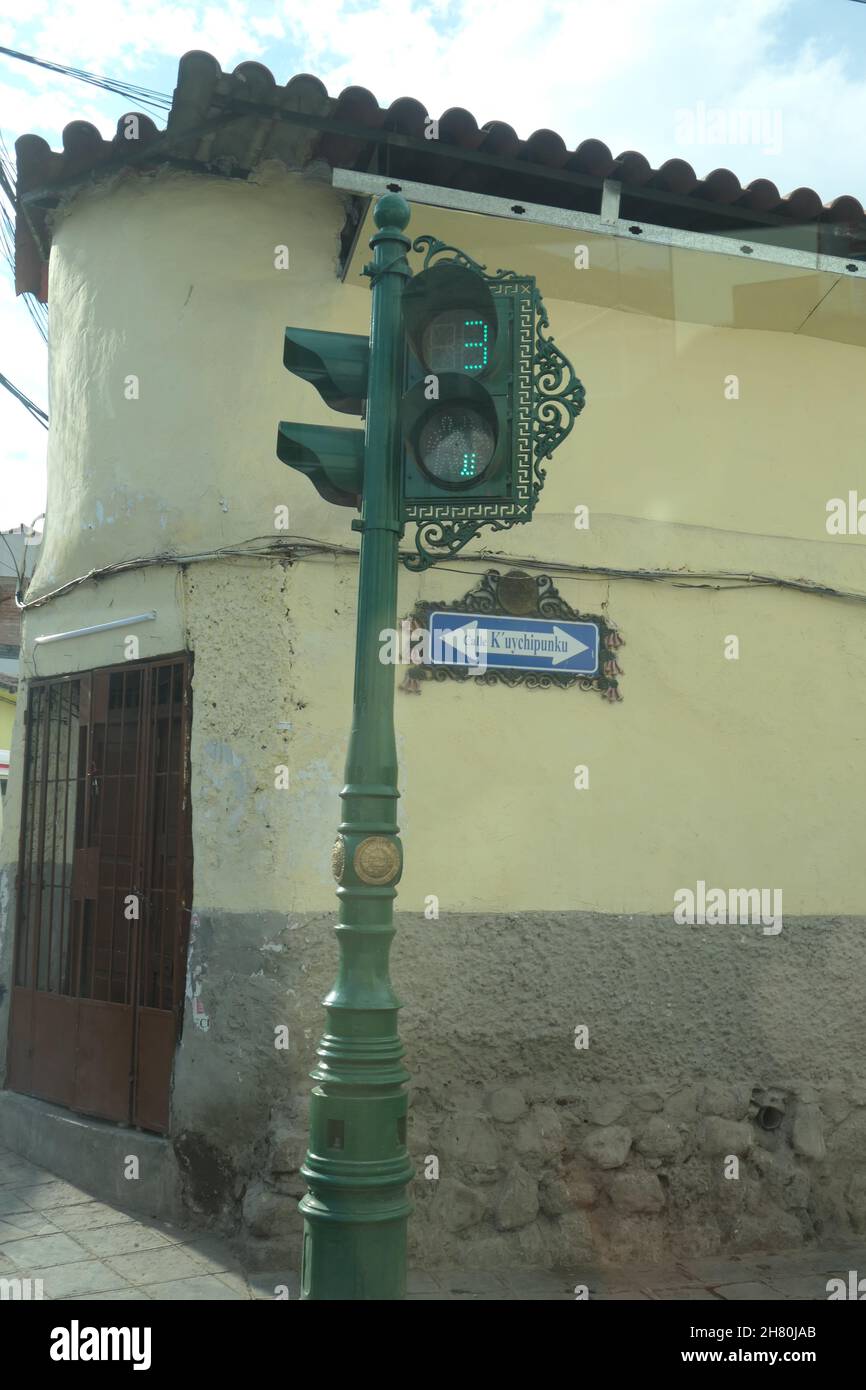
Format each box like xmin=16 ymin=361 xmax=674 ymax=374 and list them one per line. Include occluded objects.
xmin=25 ymin=1 xmax=278 ymax=75
xmin=279 ymin=0 xmax=864 ymax=199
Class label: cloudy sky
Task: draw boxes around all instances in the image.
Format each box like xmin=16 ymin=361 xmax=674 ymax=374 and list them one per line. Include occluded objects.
xmin=1 ymin=0 xmax=865 ymax=531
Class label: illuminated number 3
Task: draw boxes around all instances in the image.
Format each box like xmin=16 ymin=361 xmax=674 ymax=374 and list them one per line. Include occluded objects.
xmin=463 ymin=319 xmax=489 ymax=372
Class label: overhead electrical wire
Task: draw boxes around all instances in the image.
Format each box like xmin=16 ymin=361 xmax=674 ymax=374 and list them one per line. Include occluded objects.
xmin=0 ymin=46 xmax=174 ymax=420
xmin=1 ymin=516 xmax=45 ymax=600
xmin=0 ymin=370 xmax=48 ymax=426
xmin=0 ymin=528 xmax=25 ymax=590
xmin=0 ymin=45 xmax=171 ymax=115
xmin=16 ymin=534 xmax=866 ymax=614
xmin=0 ymin=129 xmax=48 ymax=341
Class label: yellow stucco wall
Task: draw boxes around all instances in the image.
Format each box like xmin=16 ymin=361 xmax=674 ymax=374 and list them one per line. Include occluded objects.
xmin=6 ymin=166 xmax=864 ymax=919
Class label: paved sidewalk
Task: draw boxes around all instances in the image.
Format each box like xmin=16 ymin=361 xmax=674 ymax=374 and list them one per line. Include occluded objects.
xmin=1 ymin=1145 xmax=862 ymax=1299
xmin=407 ymin=1247 xmax=866 ymax=1300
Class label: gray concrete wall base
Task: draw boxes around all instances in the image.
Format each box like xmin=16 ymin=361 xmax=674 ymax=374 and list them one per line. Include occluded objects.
xmin=0 ymin=1091 xmax=187 ymax=1226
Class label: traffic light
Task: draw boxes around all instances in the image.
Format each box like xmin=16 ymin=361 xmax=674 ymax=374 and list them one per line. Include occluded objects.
xmin=277 ymin=329 xmax=368 ymax=507
xmin=277 ymin=234 xmax=585 ymax=566
xmin=397 ymin=238 xmax=585 ymax=570
xmin=400 ymin=260 xmax=509 ymax=500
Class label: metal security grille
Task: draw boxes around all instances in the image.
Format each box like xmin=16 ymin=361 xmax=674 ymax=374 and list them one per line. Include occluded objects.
xmin=6 ymin=655 xmax=192 ymax=1133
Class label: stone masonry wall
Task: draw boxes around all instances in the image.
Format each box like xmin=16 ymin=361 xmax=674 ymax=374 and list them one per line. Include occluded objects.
xmin=170 ymin=909 xmax=866 ymax=1273
xmin=240 ymin=1074 xmax=866 ymax=1274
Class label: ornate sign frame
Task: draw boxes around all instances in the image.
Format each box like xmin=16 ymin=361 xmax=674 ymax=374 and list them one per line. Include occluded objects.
xmin=399 ymin=569 xmax=624 ymax=700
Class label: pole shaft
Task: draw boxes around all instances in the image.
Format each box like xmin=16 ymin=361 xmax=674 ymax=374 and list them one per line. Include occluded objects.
xmin=299 ymin=195 xmax=414 ymax=1300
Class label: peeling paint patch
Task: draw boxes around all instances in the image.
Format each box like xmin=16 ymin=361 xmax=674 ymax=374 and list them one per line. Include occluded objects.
xmin=0 ymin=867 xmax=9 ymax=958
xmin=201 ymin=740 xmax=251 ymax=835
xmin=184 ymin=911 xmax=201 ymax=1002
xmin=185 ymin=912 xmax=210 ymax=1030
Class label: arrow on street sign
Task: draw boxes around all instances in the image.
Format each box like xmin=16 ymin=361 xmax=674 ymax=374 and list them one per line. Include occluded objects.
xmin=429 ymin=611 xmax=599 ymax=675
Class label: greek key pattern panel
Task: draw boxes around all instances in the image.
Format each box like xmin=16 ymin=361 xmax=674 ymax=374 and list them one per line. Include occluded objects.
xmin=402 ymin=280 xmax=535 ymax=530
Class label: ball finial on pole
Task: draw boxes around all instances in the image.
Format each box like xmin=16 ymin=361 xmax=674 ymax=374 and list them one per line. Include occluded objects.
xmin=373 ymin=191 xmax=411 ymax=232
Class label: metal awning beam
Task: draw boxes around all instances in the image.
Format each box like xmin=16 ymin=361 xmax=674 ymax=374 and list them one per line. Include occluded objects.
xmin=333 ymin=168 xmax=865 ymax=278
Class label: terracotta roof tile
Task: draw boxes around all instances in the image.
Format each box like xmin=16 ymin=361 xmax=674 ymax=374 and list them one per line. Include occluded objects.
xmin=14 ymin=48 xmax=866 ymax=301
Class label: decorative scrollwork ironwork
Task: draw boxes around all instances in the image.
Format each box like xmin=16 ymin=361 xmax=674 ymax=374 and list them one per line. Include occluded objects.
xmin=402 ymin=515 xmax=515 ymax=573
xmin=533 ymin=302 xmax=587 ymax=467
xmin=400 ymin=569 xmax=624 ymax=701
xmin=412 ymin=234 xmax=489 ymax=277
xmin=412 ymin=235 xmax=532 ymax=289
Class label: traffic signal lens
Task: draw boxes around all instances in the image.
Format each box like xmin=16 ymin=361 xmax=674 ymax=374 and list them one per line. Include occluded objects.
xmin=417 ymin=406 xmax=494 ymax=485
xmin=420 ymin=310 xmax=493 ymax=375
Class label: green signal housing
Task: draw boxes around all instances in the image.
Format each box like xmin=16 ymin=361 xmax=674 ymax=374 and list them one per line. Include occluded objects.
xmin=278 ymin=328 xmax=370 ymax=507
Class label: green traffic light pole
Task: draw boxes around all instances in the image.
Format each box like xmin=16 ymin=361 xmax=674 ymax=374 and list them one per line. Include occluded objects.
xmin=298 ymin=192 xmax=415 ymax=1300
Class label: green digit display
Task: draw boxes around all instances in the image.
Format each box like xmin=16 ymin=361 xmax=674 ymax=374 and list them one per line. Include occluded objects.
xmin=463 ymin=319 xmax=489 ymax=372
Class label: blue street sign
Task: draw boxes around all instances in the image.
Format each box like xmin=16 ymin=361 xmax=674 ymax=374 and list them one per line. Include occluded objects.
xmin=429 ymin=611 xmax=599 ymax=675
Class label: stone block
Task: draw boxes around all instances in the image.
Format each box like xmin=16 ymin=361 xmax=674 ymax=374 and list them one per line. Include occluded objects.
xmin=495 ymin=1165 xmax=539 ymax=1231
xmin=845 ymin=1173 xmax=866 ymax=1233
xmin=268 ymin=1127 xmax=306 ymax=1175
xmin=664 ymin=1085 xmax=701 ymax=1123
xmin=587 ymin=1094 xmax=627 ymax=1126
xmin=699 ymin=1082 xmax=751 ymax=1121
xmin=581 ymin=1125 xmax=632 ymax=1170
xmin=792 ymin=1103 xmax=826 ymax=1161
xmin=826 ymin=1108 xmax=866 ymax=1164
xmin=561 ymin=1159 xmax=599 ymax=1208
xmin=438 ymin=1113 xmax=500 ymax=1173
xmin=435 ymin=1179 xmax=486 ymax=1233
xmin=552 ymin=1210 xmax=594 ymax=1264
xmin=636 ymin=1115 xmax=683 ymax=1160
xmin=242 ymin=1181 xmax=302 ymax=1240
xmin=821 ymin=1083 xmax=851 ymax=1127
xmin=514 ymin=1105 xmax=563 ymax=1162
xmin=633 ymin=1091 xmax=665 ymax=1113
xmin=700 ymin=1116 xmax=753 ymax=1157
xmin=486 ymin=1087 xmax=526 ymax=1124
xmin=607 ymin=1172 xmax=666 ymax=1214
xmin=539 ymin=1174 xmax=571 ymax=1217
